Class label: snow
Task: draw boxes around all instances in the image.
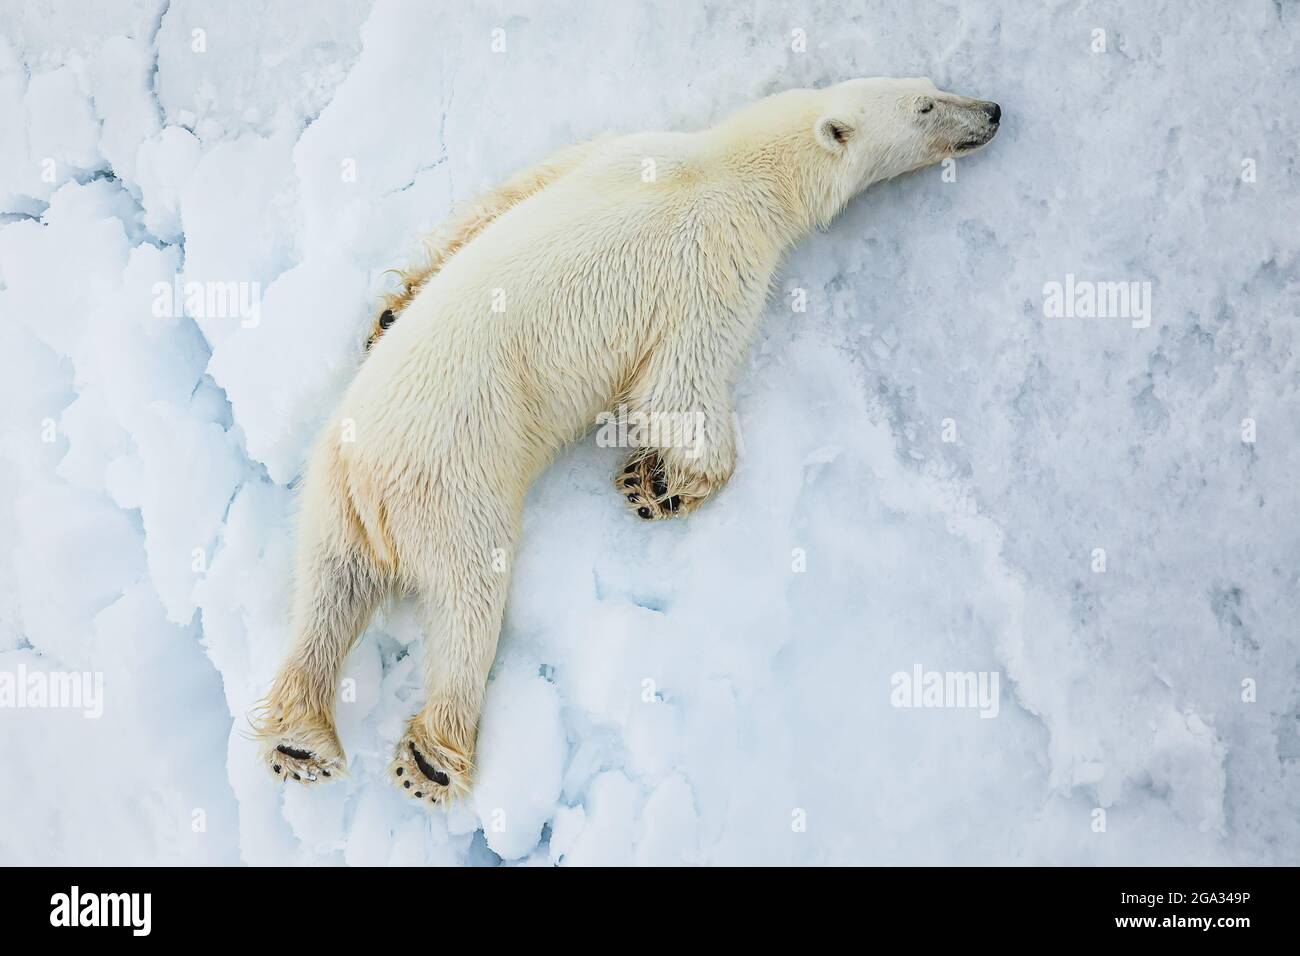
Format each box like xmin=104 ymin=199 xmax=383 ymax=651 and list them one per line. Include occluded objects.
xmin=1 ymin=0 xmax=1298 ymax=865
xmin=472 ymin=659 xmax=566 ymax=860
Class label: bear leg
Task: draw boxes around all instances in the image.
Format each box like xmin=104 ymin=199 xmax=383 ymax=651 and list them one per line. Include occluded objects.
xmin=387 ymin=534 xmax=512 ymax=805
xmin=253 ymin=549 xmax=382 ymax=783
xmin=253 ymin=439 xmax=389 ymax=784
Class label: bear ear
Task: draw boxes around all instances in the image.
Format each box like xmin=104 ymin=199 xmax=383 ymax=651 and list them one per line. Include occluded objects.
xmin=814 ymin=116 xmax=854 ymax=153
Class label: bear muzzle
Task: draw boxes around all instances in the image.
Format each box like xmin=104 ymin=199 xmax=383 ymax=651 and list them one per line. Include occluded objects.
xmin=953 ymin=99 xmax=1001 ymax=152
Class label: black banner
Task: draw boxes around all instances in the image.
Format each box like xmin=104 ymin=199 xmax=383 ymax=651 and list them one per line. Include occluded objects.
xmin=0 ymin=866 xmax=1283 ymax=940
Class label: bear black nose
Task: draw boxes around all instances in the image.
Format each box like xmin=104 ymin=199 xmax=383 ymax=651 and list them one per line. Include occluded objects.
xmin=985 ymin=102 xmax=1001 ymax=124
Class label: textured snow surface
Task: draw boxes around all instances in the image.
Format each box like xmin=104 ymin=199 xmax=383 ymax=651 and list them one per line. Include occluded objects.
xmin=1 ymin=0 xmax=1298 ymax=865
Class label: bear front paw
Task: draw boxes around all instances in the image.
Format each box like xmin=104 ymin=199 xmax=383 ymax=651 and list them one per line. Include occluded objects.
xmin=616 ymin=451 xmax=705 ymax=521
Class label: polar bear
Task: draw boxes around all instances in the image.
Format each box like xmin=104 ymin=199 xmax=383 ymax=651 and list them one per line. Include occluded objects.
xmin=253 ymin=77 xmax=1001 ymax=803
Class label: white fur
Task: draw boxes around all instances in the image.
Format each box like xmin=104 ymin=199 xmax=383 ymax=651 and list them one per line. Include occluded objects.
xmin=255 ymin=77 xmax=1001 ymax=802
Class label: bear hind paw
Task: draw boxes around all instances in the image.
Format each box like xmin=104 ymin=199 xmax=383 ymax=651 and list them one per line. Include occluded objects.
xmin=388 ymin=727 xmax=472 ymax=807
xmin=262 ymin=736 xmax=344 ymax=784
